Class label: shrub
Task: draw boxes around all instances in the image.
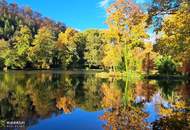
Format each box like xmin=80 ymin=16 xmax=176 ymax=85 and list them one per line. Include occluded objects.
xmin=155 ymin=55 xmax=178 ymax=75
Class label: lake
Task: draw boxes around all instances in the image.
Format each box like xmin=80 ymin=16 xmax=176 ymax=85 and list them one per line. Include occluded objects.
xmin=0 ymin=71 xmax=189 ymax=130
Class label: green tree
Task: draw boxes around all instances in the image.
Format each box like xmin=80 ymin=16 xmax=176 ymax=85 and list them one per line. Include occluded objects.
xmin=155 ymin=55 xmax=178 ymax=75
xmin=71 ymin=32 xmax=86 ymax=68
xmin=0 ymin=39 xmax=9 ymax=69
xmin=11 ymin=25 xmax=33 ymax=69
xmin=0 ymin=39 xmax=26 ymax=69
xmin=14 ymin=26 xmax=32 ymax=56
xmin=84 ymin=30 xmax=104 ymax=69
xmin=0 ymin=18 xmax=15 ymax=40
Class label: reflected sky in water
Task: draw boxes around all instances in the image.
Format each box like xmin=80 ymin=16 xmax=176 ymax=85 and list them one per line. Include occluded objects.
xmin=29 ymin=109 xmax=106 ymax=130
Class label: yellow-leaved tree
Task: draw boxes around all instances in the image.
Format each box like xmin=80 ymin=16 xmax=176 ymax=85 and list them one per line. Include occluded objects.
xmin=102 ymin=0 xmax=149 ymax=73
xmin=56 ymin=28 xmax=78 ymax=68
xmin=155 ymin=2 xmax=190 ymax=74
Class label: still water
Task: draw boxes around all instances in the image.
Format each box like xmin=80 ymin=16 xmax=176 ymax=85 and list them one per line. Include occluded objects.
xmin=0 ymin=71 xmax=189 ymax=130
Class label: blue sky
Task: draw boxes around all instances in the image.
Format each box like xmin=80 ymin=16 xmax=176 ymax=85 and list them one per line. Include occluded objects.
xmin=7 ymin=0 xmax=151 ymax=32
xmin=7 ymin=0 xmax=112 ymax=31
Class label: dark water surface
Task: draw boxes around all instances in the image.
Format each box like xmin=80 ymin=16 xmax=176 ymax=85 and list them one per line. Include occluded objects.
xmin=0 ymin=71 xmax=189 ymax=130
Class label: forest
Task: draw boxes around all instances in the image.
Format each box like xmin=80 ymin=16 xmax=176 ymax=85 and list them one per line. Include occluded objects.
xmin=0 ymin=0 xmax=190 ymax=77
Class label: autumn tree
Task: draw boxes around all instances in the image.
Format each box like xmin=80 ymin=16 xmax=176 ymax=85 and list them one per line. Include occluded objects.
xmin=102 ymin=42 xmax=122 ymax=71
xmin=28 ymin=27 xmax=55 ymax=69
xmin=104 ymin=0 xmax=148 ymax=73
xmin=147 ymin=0 xmax=189 ymax=31
xmin=155 ymin=3 xmax=190 ymax=74
xmin=56 ymin=27 xmax=78 ymax=69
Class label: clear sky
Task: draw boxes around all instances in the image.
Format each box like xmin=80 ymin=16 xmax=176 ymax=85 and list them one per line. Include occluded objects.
xmin=7 ymin=0 xmax=151 ymax=32
xmin=7 ymin=0 xmax=112 ymax=31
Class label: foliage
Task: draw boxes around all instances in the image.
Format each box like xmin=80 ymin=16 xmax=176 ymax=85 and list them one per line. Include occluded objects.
xmin=0 ymin=1 xmax=65 ymax=69
xmin=102 ymin=43 xmax=122 ymax=71
xmin=84 ymin=30 xmax=104 ymax=68
xmin=155 ymin=2 xmax=190 ymax=74
xmin=0 ymin=39 xmax=9 ymax=68
xmin=147 ymin=0 xmax=188 ymax=31
xmin=56 ymin=28 xmax=78 ymax=68
xmin=12 ymin=26 xmax=32 ymax=69
xmin=71 ymin=32 xmax=86 ymax=68
xmin=155 ymin=55 xmax=178 ymax=75
xmin=28 ymin=27 xmax=55 ymax=69
xmin=104 ymin=0 xmax=149 ymax=74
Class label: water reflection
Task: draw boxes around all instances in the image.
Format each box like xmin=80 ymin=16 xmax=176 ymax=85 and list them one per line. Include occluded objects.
xmin=0 ymin=71 xmax=189 ymax=130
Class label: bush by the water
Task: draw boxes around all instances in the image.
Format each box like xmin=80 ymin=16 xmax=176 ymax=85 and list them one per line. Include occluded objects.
xmin=155 ymin=56 xmax=178 ymax=75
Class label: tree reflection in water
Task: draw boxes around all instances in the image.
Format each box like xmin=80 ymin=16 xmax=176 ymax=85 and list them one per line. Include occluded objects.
xmin=99 ymin=78 xmax=190 ymax=130
xmin=56 ymin=97 xmax=75 ymax=114
xmin=99 ymin=78 xmax=149 ymax=130
xmin=0 ymin=71 xmax=189 ymax=130
xmin=152 ymin=80 xmax=190 ymax=130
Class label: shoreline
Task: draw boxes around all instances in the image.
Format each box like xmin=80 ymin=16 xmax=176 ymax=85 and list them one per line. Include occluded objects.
xmin=0 ymin=70 xmax=189 ymax=80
